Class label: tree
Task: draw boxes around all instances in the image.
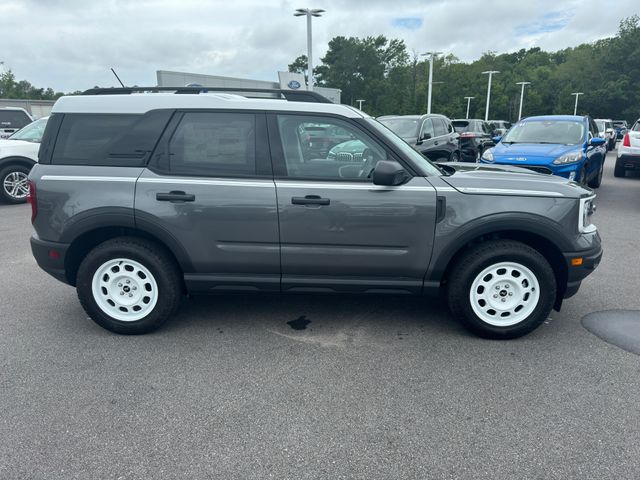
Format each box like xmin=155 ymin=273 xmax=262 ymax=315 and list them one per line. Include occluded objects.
xmin=0 ymin=70 xmax=64 ymax=100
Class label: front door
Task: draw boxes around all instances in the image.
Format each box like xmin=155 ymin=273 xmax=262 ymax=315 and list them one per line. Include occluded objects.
xmin=135 ymin=111 xmax=280 ymax=292
xmin=269 ymin=114 xmax=438 ymax=294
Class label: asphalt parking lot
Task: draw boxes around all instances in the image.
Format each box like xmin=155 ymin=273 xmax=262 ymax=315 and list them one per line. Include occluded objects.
xmin=1 ymin=151 xmax=639 ymax=480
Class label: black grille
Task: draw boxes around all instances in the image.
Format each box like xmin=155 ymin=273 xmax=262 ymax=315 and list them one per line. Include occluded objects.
xmin=522 ymin=166 xmax=553 ymax=175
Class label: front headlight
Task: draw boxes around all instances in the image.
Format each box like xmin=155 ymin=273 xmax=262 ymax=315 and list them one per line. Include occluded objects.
xmin=579 ymin=196 xmax=597 ymax=233
xmin=553 ymin=151 xmax=583 ymax=165
xmin=481 ymin=148 xmax=494 ymax=162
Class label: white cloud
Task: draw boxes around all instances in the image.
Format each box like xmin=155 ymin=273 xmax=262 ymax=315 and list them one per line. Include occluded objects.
xmin=0 ymin=0 xmax=638 ymax=92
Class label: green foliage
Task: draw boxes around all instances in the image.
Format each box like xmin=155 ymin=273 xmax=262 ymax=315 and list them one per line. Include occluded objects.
xmin=290 ymin=15 xmax=640 ymax=122
xmin=0 ymin=70 xmax=65 ymax=100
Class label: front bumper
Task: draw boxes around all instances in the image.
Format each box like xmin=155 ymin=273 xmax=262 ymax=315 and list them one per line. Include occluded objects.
xmin=30 ymin=235 xmax=71 ymax=285
xmin=562 ymin=243 xmax=603 ymax=299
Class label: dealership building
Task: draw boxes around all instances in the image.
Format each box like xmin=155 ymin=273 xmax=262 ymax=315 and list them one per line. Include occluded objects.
xmin=156 ymin=70 xmax=341 ymax=104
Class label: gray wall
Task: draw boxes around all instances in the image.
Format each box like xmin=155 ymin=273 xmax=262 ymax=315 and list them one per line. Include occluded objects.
xmin=0 ymin=99 xmax=55 ymax=119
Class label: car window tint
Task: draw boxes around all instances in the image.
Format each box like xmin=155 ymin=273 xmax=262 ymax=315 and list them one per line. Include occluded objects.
xmin=167 ymin=112 xmax=256 ymax=176
xmin=432 ymin=118 xmax=447 ymax=137
xmin=421 ymin=118 xmax=435 ymax=138
xmin=52 ymin=114 xmax=141 ymax=165
xmin=276 ymin=115 xmax=387 ymax=181
xmin=0 ymin=110 xmax=31 ymax=129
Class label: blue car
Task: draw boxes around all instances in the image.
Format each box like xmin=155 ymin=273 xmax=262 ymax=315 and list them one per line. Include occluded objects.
xmin=480 ymin=115 xmax=607 ymax=188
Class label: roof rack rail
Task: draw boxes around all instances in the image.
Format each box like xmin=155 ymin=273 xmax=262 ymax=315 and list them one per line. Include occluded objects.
xmin=81 ymin=86 xmax=333 ymax=104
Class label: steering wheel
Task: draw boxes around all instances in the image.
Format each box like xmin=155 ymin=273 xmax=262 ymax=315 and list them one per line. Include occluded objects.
xmin=358 ymin=147 xmax=376 ymax=179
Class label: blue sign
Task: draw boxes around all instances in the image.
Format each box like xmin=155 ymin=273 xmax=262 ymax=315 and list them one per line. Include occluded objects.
xmin=288 ymin=80 xmax=301 ymax=90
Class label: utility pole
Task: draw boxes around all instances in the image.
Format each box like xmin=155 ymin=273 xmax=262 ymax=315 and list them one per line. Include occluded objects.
xmin=516 ymin=81 xmax=531 ymax=120
xmin=356 ymin=99 xmax=365 ymax=110
xmin=464 ymin=96 xmax=475 ymax=119
xmin=571 ymin=92 xmax=583 ymax=115
xmin=421 ymin=51 xmax=442 ymax=114
xmin=482 ymin=70 xmax=500 ymax=121
xmin=294 ymin=8 xmax=325 ymax=91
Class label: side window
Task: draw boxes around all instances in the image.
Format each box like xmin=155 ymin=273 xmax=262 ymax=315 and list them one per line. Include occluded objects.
xmin=167 ymin=112 xmax=256 ymax=176
xmin=482 ymin=122 xmax=493 ymax=134
xmin=432 ymin=118 xmax=447 ymax=137
xmin=446 ymin=120 xmax=454 ymax=133
xmin=276 ymin=115 xmax=388 ymax=181
xmin=52 ymin=114 xmax=141 ymax=166
xmin=420 ymin=119 xmax=435 ymax=139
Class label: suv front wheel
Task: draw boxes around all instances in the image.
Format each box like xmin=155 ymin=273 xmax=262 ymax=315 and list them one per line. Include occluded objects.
xmin=0 ymin=164 xmax=31 ymax=204
xmin=76 ymin=237 xmax=182 ymax=334
xmin=447 ymin=240 xmax=556 ymax=339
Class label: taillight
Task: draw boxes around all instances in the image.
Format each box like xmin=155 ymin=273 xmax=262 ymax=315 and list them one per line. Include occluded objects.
xmin=26 ymin=180 xmax=37 ymax=223
xmin=623 ymin=133 xmax=631 ymax=147
xmin=460 ymin=132 xmax=477 ymax=138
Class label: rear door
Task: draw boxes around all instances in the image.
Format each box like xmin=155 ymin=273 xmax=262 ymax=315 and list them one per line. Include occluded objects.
xmin=135 ymin=111 xmax=280 ymax=293
xmin=268 ymin=113 xmax=437 ymax=295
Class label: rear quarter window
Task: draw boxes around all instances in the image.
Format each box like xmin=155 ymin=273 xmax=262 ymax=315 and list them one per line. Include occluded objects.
xmin=51 ymin=111 xmax=172 ymax=166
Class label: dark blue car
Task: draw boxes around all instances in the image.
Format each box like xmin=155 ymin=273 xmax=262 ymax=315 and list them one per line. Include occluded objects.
xmin=480 ymin=115 xmax=607 ymax=188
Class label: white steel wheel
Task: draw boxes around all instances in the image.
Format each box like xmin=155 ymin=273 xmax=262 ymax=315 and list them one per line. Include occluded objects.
xmin=91 ymin=258 xmax=159 ymax=322
xmin=3 ymin=171 xmax=29 ymax=200
xmin=469 ymin=261 xmax=541 ymax=327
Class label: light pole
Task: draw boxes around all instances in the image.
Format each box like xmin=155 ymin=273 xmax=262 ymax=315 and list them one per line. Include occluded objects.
xmin=421 ymin=51 xmax=442 ymax=114
xmin=294 ymin=8 xmax=325 ymax=91
xmin=482 ymin=70 xmax=500 ymax=121
xmin=356 ymin=99 xmax=365 ymax=110
xmin=571 ymin=92 xmax=583 ymax=115
xmin=516 ymin=81 xmax=531 ymax=120
xmin=464 ymin=96 xmax=475 ymax=119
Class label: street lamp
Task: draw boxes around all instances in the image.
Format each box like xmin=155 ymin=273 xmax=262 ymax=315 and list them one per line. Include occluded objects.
xmin=464 ymin=96 xmax=475 ymax=119
xmin=294 ymin=8 xmax=325 ymax=91
xmin=571 ymin=92 xmax=583 ymax=115
xmin=516 ymin=81 xmax=531 ymax=120
xmin=482 ymin=70 xmax=500 ymax=121
xmin=421 ymin=51 xmax=442 ymax=114
xmin=356 ymin=99 xmax=365 ymax=110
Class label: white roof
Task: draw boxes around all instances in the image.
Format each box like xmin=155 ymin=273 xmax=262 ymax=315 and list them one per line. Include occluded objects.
xmin=52 ymin=93 xmax=366 ymax=118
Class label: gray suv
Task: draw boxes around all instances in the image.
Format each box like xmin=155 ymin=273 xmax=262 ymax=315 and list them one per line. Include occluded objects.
xmin=28 ymin=87 xmax=602 ymax=339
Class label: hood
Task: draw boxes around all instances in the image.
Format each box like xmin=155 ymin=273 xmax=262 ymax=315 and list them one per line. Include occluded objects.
xmin=438 ymin=162 xmax=590 ymax=199
xmin=329 ymin=139 xmax=365 ymax=154
xmin=0 ymin=138 xmax=41 ymax=159
xmin=492 ymin=142 xmax=582 ymax=164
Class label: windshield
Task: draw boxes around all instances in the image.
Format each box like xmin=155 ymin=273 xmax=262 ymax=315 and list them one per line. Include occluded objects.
xmin=595 ymin=120 xmax=605 ymax=132
xmin=377 ymin=117 xmax=419 ymax=138
xmin=452 ymin=120 xmax=482 ymax=133
xmin=365 ymin=119 xmax=442 ymax=176
xmin=8 ymin=117 xmax=48 ymax=142
xmin=0 ymin=110 xmax=31 ymax=129
xmin=502 ymin=120 xmax=585 ymax=145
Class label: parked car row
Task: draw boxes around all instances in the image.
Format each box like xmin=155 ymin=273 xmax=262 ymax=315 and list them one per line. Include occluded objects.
xmin=615 ymin=118 xmax=640 ymax=177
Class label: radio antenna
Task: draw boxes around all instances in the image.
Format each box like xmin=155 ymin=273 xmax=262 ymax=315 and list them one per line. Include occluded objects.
xmin=110 ymin=68 xmax=125 ymax=88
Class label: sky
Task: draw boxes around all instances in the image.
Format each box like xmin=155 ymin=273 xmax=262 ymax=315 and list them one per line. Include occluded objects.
xmin=1 ymin=0 xmax=638 ymax=93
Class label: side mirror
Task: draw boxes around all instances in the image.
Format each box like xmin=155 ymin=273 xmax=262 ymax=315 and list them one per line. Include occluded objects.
xmin=589 ymin=137 xmax=606 ymax=146
xmin=372 ymin=160 xmax=408 ymax=186
xmin=492 ymin=135 xmax=502 ymax=143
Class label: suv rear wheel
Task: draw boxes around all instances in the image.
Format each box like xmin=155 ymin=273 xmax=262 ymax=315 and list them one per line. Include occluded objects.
xmin=447 ymin=240 xmax=556 ymax=339
xmin=0 ymin=164 xmax=31 ymax=204
xmin=76 ymin=237 xmax=182 ymax=334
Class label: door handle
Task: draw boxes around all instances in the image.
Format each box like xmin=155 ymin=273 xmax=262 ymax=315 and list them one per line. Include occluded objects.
xmin=156 ymin=191 xmax=196 ymax=202
xmin=291 ymin=195 xmax=330 ymax=206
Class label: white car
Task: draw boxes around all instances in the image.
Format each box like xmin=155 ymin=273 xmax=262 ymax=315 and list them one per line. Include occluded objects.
xmin=615 ymin=118 xmax=640 ymax=178
xmin=594 ymin=118 xmax=616 ymax=151
xmin=0 ymin=116 xmax=47 ymax=203
xmin=0 ymin=107 xmax=33 ymax=139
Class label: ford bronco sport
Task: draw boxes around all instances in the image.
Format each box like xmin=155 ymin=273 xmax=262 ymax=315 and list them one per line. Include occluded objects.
xmin=28 ymin=87 xmax=602 ymax=339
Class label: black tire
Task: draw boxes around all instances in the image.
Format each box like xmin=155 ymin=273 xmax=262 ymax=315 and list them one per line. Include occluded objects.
xmin=449 ymin=151 xmax=460 ymax=162
xmin=76 ymin=237 xmax=182 ymax=334
xmin=588 ymin=162 xmax=603 ymax=188
xmin=614 ymin=161 xmax=626 ymax=178
xmin=447 ymin=240 xmax=556 ymax=339
xmin=0 ymin=164 xmax=31 ymax=204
